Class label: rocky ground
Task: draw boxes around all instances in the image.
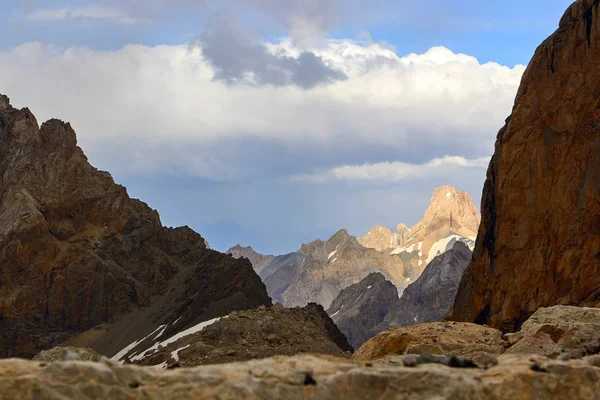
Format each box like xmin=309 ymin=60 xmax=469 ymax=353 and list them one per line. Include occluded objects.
xmin=4 ymin=352 xmax=600 ymax=399
xmin=122 ymin=304 xmax=353 ymax=368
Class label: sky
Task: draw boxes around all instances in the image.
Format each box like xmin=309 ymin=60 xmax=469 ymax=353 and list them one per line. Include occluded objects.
xmin=0 ymin=0 xmax=574 ymax=254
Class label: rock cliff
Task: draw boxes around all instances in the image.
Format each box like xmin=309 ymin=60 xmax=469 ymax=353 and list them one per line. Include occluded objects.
xmin=0 ymin=95 xmax=271 ymax=357
xmin=448 ymin=0 xmax=600 ymax=331
xmin=326 ymin=273 xmax=400 ymax=349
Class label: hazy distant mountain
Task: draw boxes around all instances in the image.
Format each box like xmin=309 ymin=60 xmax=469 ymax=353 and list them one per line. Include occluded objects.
xmin=230 ymin=229 xmax=414 ymax=309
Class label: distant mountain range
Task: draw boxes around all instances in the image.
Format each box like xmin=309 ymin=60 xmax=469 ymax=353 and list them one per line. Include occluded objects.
xmin=228 ymin=184 xmax=480 ymax=311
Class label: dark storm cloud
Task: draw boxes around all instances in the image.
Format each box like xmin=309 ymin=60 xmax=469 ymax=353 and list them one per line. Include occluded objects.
xmin=194 ymin=15 xmax=346 ymax=89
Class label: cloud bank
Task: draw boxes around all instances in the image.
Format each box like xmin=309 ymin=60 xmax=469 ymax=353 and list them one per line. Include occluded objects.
xmin=0 ymin=40 xmax=524 ymax=184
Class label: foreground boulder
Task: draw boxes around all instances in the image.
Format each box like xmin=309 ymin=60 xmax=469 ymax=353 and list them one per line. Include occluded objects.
xmin=3 ymin=354 xmax=600 ymax=399
xmin=113 ymin=303 xmax=352 ymax=368
xmin=353 ymin=322 xmax=505 ymax=361
xmin=0 ymin=94 xmax=271 ymax=357
xmin=448 ymin=0 xmax=600 ymax=331
xmin=506 ymin=306 xmax=600 ymax=359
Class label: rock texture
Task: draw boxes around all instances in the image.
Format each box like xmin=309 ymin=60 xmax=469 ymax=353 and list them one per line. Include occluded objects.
xmin=326 ymin=273 xmax=400 ymax=349
xmin=235 ymin=229 xmax=412 ymax=309
xmin=381 ymin=241 xmax=472 ymax=329
xmin=33 ymin=347 xmax=102 ymax=362
xmin=0 ymin=95 xmax=271 ymax=358
xmin=448 ymin=0 xmax=600 ymax=331
xmin=117 ymin=303 xmax=352 ymax=368
xmin=506 ymin=306 xmax=600 ymax=359
xmin=7 ymin=353 xmax=600 ymax=399
xmin=353 ymin=321 xmax=505 ymax=361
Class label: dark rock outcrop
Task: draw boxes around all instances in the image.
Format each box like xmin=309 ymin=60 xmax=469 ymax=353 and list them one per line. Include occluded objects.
xmin=326 ymin=273 xmax=400 ymax=349
xmin=447 ymin=0 xmax=600 ymax=331
xmin=113 ymin=303 xmax=352 ymax=368
xmin=382 ymin=242 xmax=472 ymax=328
xmin=0 ymin=95 xmax=271 ymax=358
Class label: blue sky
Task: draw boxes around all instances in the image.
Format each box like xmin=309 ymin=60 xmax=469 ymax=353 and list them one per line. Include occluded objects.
xmin=0 ymin=0 xmax=574 ymax=254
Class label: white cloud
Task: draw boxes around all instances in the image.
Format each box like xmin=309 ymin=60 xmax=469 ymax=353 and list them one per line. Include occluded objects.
xmin=292 ymin=156 xmax=491 ymax=183
xmin=0 ymin=40 xmax=523 ymax=182
xmin=24 ymin=6 xmax=143 ymax=23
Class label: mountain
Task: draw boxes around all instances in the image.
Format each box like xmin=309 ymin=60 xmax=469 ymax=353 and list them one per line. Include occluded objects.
xmin=357 ymin=224 xmax=411 ymax=252
xmin=0 ymin=94 xmax=271 ymax=358
xmin=231 ymin=229 xmax=414 ymax=309
xmin=359 ymin=185 xmax=479 ymax=276
xmin=380 ymin=241 xmax=472 ymax=329
xmin=112 ymin=303 xmax=353 ymax=368
xmin=326 ymin=273 xmax=400 ymax=349
xmin=447 ymin=0 xmax=600 ymax=331
xmin=326 ymin=242 xmax=472 ymax=348
xmin=226 ymin=245 xmax=275 ymax=278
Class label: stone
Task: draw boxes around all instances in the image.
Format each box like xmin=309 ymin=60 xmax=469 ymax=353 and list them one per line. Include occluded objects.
xmin=448 ymin=0 xmax=600 ymax=332
xmin=505 ymin=306 xmax=600 ymax=358
xmin=352 ymin=321 xmax=505 ymax=361
xmin=2 ymin=354 xmax=600 ymax=399
xmin=33 ymin=347 xmax=103 ymax=362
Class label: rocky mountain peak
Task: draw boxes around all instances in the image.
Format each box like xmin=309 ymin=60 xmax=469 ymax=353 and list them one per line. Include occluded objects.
xmin=419 ymin=185 xmax=480 ymax=236
xmin=0 ymin=95 xmax=271 ymax=357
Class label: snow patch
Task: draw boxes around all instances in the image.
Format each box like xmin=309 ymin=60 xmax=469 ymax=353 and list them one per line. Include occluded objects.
xmin=328 ymin=250 xmax=337 ymax=260
xmin=446 ymin=191 xmax=452 ymax=198
xmin=366 ymin=285 xmax=372 ymax=289
xmin=114 ymin=316 xmax=226 ymax=364
xmin=111 ymin=324 xmax=166 ymax=364
xmin=331 ymin=257 xmax=337 ymax=263
xmin=171 ymin=344 xmax=191 ymax=362
xmin=330 ymin=310 xmax=340 ymax=318
xmin=425 ymin=235 xmax=463 ymax=264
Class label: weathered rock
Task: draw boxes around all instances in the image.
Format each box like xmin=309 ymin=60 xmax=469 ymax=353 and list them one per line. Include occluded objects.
xmin=326 ymin=272 xmax=400 ymax=349
xmin=118 ymin=303 xmax=352 ymax=368
xmin=448 ymin=0 xmax=600 ymax=331
xmin=380 ymin=241 xmax=472 ymax=329
xmin=353 ymin=322 xmax=505 ymax=361
xmin=506 ymin=306 xmax=600 ymax=358
xmin=33 ymin=347 xmax=102 ymax=362
xmin=2 ymin=354 xmax=600 ymax=399
xmin=0 ymin=95 xmax=271 ymax=358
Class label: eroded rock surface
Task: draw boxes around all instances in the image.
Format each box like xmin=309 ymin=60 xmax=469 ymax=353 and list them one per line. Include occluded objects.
xmin=353 ymin=321 xmax=505 ymax=361
xmin=3 ymin=354 xmax=600 ymax=399
xmin=448 ymin=0 xmax=600 ymax=331
xmin=506 ymin=306 xmax=600 ymax=359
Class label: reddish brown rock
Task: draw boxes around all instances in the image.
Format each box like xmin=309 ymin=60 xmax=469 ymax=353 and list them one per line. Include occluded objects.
xmin=0 ymin=95 xmax=271 ymax=358
xmin=447 ymin=0 xmax=600 ymax=331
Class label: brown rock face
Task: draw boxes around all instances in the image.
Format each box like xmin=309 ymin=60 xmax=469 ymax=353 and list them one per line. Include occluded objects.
xmin=0 ymin=95 xmax=271 ymax=357
xmin=352 ymin=322 xmax=505 ymax=361
xmin=448 ymin=0 xmax=600 ymax=331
